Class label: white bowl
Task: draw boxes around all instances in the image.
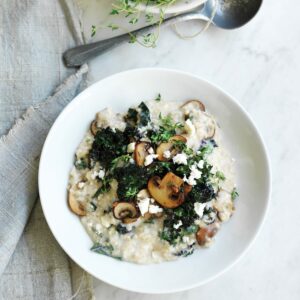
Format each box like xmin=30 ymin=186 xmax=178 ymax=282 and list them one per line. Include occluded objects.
xmin=39 ymin=68 xmax=271 ymax=294
xmin=137 ymin=0 xmax=206 ymax=15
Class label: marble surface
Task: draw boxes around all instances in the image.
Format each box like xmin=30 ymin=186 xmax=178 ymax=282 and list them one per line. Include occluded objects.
xmin=77 ymin=0 xmax=300 ymax=298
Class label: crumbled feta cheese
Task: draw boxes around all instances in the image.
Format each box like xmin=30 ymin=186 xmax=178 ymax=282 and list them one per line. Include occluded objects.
xmin=127 ymin=142 xmax=136 ymax=153
xmin=91 ymin=171 xmax=98 ymax=180
xmin=144 ymin=154 xmax=158 ymax=166
xmin=130 ymin=158 xmax=135 ymax=164
xmin=98 ymin=169 xmax=105 ymax=179
xmin=137 ymin=189 xmax=150 ymax=200
xmin=173 ymin=153 xmax=188 ymax=165
xmin=137 ymin=198 xmax=150 ymax=216
xmin=77 ymin=182 xmax=85 ymax=189
xmin=197 ymin=160 xmax=204 ymax=169
xmin=210 ymin=165 xmax=218 ymax=175
xmin=182 ymin=236 xmax=195 ymax=245
xmin=148 ymin=147 xmax=154 ymax=154
xmin=150 ymin=198 xmax=155 ymax=203
xmin=194 ymin=203 xmax=207 ymax=218
xmin=190 ymin=164 xmax=202 ymax=179
xmin=148 ymin=204 xmax=163 ymax=214
xmin=184 ymin=119 xmax=196 ymax=135
xmin=173 ymin=220 xmax=183 ymax=229
xmin=163 ymin=150 xmax=171 ymax=159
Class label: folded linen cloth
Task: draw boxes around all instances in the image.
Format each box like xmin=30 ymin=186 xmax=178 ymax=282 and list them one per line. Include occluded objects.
xmin=0 ymin=0 xmax=94 ymax=299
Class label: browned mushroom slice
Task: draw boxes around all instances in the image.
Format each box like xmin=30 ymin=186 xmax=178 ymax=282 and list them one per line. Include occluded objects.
xmin=156 ymin=135 xmax=187 ymax=161
xmin=134 ymin=142 xmax=151 ymax=166
xmin=122 ymin=217 xmax=139 ymax=224
xmin=183 ymin=184 xmax=192 ymax=196
xmin=196 ymin=223 xmax=219 ymax=246
xmin=90 ymin=120 xmax=99 ymax=136
xmin=68 ymin=192 xmax=86 ymax=216
xmin=112 ymin=201 xmax=139 ymax=220
xmin=181 ymin=100 xmax=206 ymax=113
xmin=148 ymin=172 xmax=185 ymax=208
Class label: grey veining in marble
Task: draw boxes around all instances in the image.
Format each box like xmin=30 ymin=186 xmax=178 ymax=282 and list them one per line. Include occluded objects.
xmin=76 ymin=0 xmax=300 ymax=298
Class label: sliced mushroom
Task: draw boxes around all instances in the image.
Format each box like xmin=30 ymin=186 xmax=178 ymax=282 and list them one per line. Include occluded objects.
xmin=156 ymin=135 xmax=187 ymax=161
xmin=148 ymin=172 xmax=186 ymax=208
xmin=112 ymin=201 xmax=139 ymax=220
xmin=214 ymin=189 xmax=234 ymax=222
xmin=183 ymin=184 xmax=192 ymax=196
xmin=202 ymin=114 xmax=216 ymax=139
xmin=90 ymin=120 xmax=99 ymax=136
xmin=196 ymin=223 xmax=219 ymax=246
xmin=134 ymin=142 xmax=151 ymax=166
xmin=68 ymin=192 xmax=86 ymax=216
xmin=181 ymin=100 xmax=206 ymax=114
xmin=122 ymin=217 xmax=139 ymax=224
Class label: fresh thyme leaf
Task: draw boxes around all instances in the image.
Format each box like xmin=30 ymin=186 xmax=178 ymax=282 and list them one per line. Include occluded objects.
xmin=155 ymin=93 xmax=161 ymax=102
xmin=231 ymin=187 xmax=239 ymax=200
xmin=110 ymin=9 xmax=119 ymax=15
xmin=145 ymin=13 xmax=154 ymax=23
xmin=108 ymin=23 xmax=119 ymax=31
xmin=129 ymin=34 xmax=137 ymax=44
xmin=215 ymin=171 xmax=226 ymax=181
xmin=129 ymin=17 xmax=138 ymax=24
xmin=93 ymin=177 xmax=112 ymax=198
xmin=91 ymin=25 xmax=97 ymax=37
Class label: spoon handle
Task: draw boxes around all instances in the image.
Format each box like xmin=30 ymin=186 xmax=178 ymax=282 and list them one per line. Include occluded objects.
xmin=63 ymin=12 xmax=205 ymax=67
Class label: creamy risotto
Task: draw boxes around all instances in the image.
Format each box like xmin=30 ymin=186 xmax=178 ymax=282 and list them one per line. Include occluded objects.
xmin=67 ymin=98 xmax=238 ymax=264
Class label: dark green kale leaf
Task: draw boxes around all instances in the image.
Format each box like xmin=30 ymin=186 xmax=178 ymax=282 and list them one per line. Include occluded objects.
xmin=160 ymin=183 xmax=215 ymax=245
xmin=138 ymin=102 xmax=151 ymax=126
xmin=91 ymin=243 xmax=122 ymax=260
xmin=89 ymin=127 xmax=128 ymax=168
xmin=124 ymin=108 xmax=138 ymax=127
xmin=186 ymin=183 xmax=215 ymax=203
xmin=113 ymin=164 xmax=149 ymax=201
xmin=116 ymin=223 xmax=130 ymax=234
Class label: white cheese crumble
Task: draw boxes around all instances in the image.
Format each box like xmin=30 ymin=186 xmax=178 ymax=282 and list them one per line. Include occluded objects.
xmin=98 ymin=169 xmax=105 ymax=179
xmin=149 ymin=204 xmax=163 ymax=214
xmin=183 ymin=164 xmax=202 ymax=186
xmin=184 ymin=119 xmax=196 ymax=135
xmin=137 ymin=198 xmax=150 ymax=216
xmin=148 ymin=147 xmax=154 ymax=154
xmin=197 ymin=160 xmax=204 ymax=169
xmin=77 ymin=182 xmax=85 ymax=189
xmin=127 ymin=142 xmax=136 ymax=153
xmin=144 ymin=154 xmax=158 ymax=166
xmin=163 ymin=150 xmax=171 ymax=159
xmin=173 ymin=153 xmax=188 ymax=165
xmin=173 ymin=220 xmax=183 ymax=229
xmin=194 ymin=203 xmax=207 ymax=218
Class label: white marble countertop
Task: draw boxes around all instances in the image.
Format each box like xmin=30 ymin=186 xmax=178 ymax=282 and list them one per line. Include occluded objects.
xmin=78 ymin=0 xmax=300 ymax=298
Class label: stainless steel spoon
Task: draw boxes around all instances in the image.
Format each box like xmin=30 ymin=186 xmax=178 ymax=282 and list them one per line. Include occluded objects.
xmin=63 ymin=0 xmax=262 ymax=67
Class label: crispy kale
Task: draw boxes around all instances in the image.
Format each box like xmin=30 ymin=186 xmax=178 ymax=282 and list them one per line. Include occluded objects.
xmin=113 ymin=164 xmax=149 ymax=201
xmin=89 ymin=127 xmax=128 ymax=168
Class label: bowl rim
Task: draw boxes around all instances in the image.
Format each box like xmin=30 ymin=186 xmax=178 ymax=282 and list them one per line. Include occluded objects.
xmin=39 ymin=67 xmax=272 ymax=294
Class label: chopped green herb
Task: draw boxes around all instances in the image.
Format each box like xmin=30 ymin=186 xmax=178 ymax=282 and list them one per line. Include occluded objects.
xmin=138 ymin=102 xmax=151 ymax=126
xmin=155 ymin=93 xmax=161 ymax=102
xmin=74 ymin=158 xmax=88 ymax=170
xmin=93 ymin=177 xmax=112 ymax=198
xmin=91 ymin=25 xmax=97 ymax=37
xmin=231 ymin=188 xmax=239 ymax=200
xmin=108 ymin=23 xmax=119 ymax=31
xmin=215 ymin=171 xmax=226 ymax=181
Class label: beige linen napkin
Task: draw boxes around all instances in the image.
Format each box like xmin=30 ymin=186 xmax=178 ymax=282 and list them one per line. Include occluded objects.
xmin=0 ymin=1 xmax=94 ymax=299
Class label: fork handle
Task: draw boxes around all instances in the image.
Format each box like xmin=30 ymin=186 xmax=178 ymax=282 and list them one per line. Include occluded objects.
xmin=63 ymin=12 xmax=205 ymax=67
